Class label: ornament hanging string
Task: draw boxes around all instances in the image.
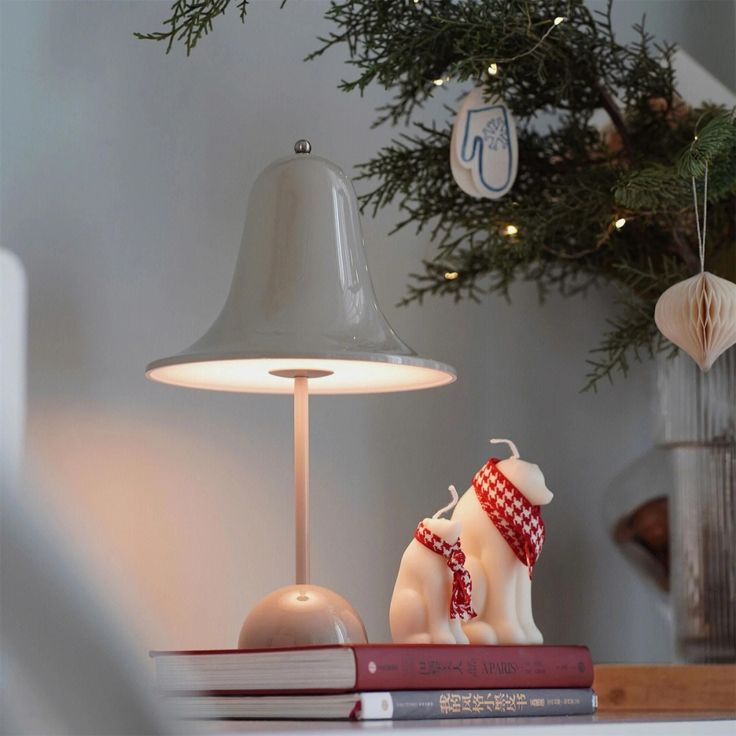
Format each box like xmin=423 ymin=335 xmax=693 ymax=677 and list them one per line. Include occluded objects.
xmin=691 ymin=161 xmax=709 ymax=274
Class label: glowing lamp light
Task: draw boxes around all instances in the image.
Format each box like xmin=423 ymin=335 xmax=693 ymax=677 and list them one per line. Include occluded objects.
xmin=554 ymin=16 xmax=565 ymax=25
xmin=504 ymin=224 xmax=519 ymax=236
xmin=487 ymin=63 xmax=499 ymax=76
xmin=614 ymin=217 xmax=627 ymax=230
xmin=444 ymin=271 xmax=459 ymax=281
xmin=146 ymin=140 xmax=456 ymax=648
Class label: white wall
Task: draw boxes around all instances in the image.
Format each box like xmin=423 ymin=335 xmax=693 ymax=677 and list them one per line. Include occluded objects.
xmin=2 ymin=0 xmax=731 ymax=662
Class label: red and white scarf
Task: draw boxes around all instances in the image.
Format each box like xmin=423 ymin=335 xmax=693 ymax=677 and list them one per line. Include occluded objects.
xmin=414 ymin=522 xmax=476 ymax=621
xmin=472 ymin=458 xmax=545 ymax=579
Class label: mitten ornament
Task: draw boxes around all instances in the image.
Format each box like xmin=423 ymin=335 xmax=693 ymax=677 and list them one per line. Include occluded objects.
xmin=450 ymin=86 xmax=518 ymax=200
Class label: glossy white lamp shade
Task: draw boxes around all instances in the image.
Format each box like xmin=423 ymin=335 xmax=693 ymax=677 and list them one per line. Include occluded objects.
xmin=145 ymin=142 xmax=456 ymax=648
xmin=145 ymin=144 xmax=455 ymax=393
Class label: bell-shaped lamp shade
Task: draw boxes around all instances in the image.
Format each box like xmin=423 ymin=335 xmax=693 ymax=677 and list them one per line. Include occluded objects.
xmin=146 ymin=142 xmax=455 ymax=394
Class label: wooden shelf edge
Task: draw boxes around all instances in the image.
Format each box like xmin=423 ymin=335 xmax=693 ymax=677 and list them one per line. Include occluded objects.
xmin=593 ymin=664 xmax=736 ymax=713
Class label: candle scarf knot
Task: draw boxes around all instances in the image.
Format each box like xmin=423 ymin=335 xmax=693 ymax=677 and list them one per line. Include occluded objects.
xmin=472 ymin=458 xmax=545 ymax=579
xmin=414 ymin=521 xmax=476 ymax=621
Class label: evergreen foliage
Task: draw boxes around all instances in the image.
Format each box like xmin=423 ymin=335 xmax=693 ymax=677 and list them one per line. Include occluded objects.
xmin=135 ymin=0 xmax=259 ymax=55
xmin=138 ymin=0 xmax=736 ymax=388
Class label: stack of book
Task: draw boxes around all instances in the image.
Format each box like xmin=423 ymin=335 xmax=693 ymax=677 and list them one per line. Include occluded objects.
xmin=152 ymin=643 xmax=597 ymax=721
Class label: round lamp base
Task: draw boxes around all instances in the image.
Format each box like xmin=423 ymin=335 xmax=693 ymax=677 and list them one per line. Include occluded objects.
xmin=238 ymin=584 xmax=368 ymax=649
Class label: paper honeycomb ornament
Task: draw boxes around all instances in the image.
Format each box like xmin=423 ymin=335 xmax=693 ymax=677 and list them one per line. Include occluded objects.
xmin=654 ymin=271 xmax=736 ymax=372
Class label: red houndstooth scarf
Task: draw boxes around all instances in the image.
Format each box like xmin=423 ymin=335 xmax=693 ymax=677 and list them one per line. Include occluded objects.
xmin=472 ymin=458 xmax=545 ymax=579
xmin=414 ymin=522 xmax=476 ymax=621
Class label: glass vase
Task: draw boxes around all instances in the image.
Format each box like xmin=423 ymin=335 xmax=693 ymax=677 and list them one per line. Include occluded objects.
xmin=657 ymin=346 xmax=736 ymax=663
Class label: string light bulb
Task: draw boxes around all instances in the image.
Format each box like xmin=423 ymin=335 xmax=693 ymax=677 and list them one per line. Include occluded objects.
xmin=444 ymin=271 xmax=459 ymax=281
xmin=487 ymin=62 xmax=498 ymax=76
xmin=614 ymin=217 xmax=626 ymax=230
xmin=433 ymin=75 xmax=450 ymax=87
xmin=504 ymin=224 xmax=519 ymax=236
xmin=553 ymin=16 xmax=565 ymax=25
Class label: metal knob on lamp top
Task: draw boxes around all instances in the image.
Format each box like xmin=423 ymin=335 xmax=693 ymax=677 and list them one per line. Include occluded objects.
xmin=145 ymin=142 xmax=456 ymax=394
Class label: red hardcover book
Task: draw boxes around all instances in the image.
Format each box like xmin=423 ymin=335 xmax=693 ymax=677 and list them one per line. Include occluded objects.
xmin=151 ymin=644 xmax=593 ymax=694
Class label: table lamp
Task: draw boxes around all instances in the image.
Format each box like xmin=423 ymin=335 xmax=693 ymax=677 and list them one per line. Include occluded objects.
xmin=146 ymin=140 xmax=456 ymax=647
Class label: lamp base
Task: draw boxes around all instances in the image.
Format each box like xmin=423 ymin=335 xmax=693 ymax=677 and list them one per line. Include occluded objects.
xmin=238 ymin=584 xmax=368 ymax=649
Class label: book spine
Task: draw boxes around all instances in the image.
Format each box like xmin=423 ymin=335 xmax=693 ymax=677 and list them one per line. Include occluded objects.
xmin=359 ymin=689 xmax=597 ymax=720
xmin=353 ymin=646 xmax=593 ymax=690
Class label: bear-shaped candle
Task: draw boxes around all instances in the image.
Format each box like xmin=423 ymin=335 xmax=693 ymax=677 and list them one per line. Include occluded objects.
xmin=452 ymin=439 xmax=553 ymax=645
xmin=390 ymin=486 xmax=476 ymax=644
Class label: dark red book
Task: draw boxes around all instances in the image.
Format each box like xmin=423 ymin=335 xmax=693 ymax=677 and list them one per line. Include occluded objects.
xmin=151 ymin=644 xmax=593 ymax=694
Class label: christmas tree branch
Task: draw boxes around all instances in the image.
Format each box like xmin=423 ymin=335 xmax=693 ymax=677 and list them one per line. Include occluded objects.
xmin=135 ymin=0 xmax=289 ymax=55
xmin=132 ymin=0 xmax=736 ymax=388
xmin=134 ymin=0 xmax=241 ymax=55
xmin=597 ymin=84 xmax=632 ymax=154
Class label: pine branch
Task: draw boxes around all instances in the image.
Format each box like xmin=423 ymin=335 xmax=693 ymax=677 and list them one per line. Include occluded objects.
xmin=597 ymin=83 xmax=632 ymax=155
xmin=134 ymin=0 xmax=276 ymax=55
xmin=318 ymin=1 xmax=735 ymax=388
xmin=132 ymin=0 xmax=736 ymax=389
xmin=614 ymin=165 xmax=690 ymax=211
xmin=582 ymin=257 xmax=685 ymax=390
xmin=678 ymin=108 xmax=736 ymax=178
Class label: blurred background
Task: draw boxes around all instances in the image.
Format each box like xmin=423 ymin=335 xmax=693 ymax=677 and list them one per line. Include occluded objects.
xmin=1 ymin=0 xmax=734 ymax=666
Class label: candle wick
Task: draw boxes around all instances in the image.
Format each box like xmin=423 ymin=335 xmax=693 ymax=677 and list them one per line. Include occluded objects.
xmin=490 ymin=438 xmax=520 ymax=459
xmin=432 ymin=485 xmax=459 ymax=518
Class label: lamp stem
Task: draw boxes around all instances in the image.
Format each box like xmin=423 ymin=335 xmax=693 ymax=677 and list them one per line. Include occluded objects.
xmin=294 ymin=376 xmax=309 ymax=585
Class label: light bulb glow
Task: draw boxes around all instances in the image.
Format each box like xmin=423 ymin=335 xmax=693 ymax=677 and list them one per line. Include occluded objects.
xmin=147 ymin=357 xmax=455 ymax=395
xmin=504 ymin=224 xmax=519 ymax=236
xmin=487 ymin=63 xmax=498 ymax=76
xmin=433 ymin=77 xmax=445 ymax=86
xmin=614 ymin=217 xmax=626 ymax=230
xmin=553 ymin=16 xmax=565 ymax=25
xmin=444 ymin=271 xmax=459 ymax=280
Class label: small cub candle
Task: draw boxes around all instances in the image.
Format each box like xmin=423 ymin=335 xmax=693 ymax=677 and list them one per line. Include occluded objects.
xmin=390 ymin=486 xmax=475 ymax=644
xmin=452 ymin=438 xmax=553 ymax=645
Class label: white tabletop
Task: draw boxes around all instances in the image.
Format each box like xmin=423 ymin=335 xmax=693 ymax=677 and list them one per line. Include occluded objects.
xmin=178 ymin=712 xmax=736 ymax=736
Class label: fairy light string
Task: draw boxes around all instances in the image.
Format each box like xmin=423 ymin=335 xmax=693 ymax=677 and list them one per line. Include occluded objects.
xmin=434 ymin=11 xmax=568 ymax=86
xmin=485 ymin=14 xmax=566 ymax=77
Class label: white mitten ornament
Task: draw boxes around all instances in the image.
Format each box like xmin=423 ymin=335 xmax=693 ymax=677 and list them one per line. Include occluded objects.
xmin=450 ymin=86 xmax=518 ymax=200
xmin=451 ymin=439 xmax=553 ymax=645
xmin=390 ymin=486 xmax=475 ymax=645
